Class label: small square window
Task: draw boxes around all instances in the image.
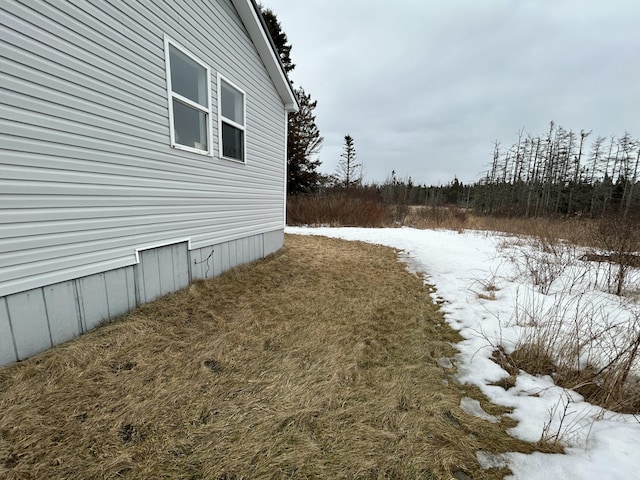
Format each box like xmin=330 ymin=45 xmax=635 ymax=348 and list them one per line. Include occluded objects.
xmin=222 ymin=122 xmax=244 ymax=160
xmin=218 ymin=75 xmax=246 ymax=162
xmin=172 ymin=100 xmax=208 ymax=151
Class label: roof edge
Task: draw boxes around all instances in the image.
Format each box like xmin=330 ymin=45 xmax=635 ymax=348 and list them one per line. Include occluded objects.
xmin=231 ymin=0 xmax=298 ymax=112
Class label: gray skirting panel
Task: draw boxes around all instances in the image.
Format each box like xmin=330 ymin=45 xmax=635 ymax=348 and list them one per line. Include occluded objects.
xmin=0 ymin=229 xmax=283 ymax=367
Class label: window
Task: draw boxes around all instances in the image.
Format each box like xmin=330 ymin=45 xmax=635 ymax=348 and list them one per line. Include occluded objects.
xmin=218 ymin=74 xmax=246 ymax=162
xmin=164 ymin=37 xmax=212 ymax=154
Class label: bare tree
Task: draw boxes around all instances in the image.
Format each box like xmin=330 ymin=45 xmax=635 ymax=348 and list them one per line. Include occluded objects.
xmin=625 ymin=143 xmax=640 ymax=217
xmin=475 ymin=122 xmax=639 ymax=218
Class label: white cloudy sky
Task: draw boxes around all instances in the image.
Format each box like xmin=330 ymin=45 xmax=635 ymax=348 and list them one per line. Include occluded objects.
xmin=263 ymin=0 xmax=640 ymax=186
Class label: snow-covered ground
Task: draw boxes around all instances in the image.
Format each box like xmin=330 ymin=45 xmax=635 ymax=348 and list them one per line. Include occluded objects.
xmin=287 ymin=226 xmax=640 ymax=480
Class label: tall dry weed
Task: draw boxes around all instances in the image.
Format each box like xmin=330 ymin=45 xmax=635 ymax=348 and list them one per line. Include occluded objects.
xmin=509 ymin=291 xmax=640 ymax=413
xmin=591 ymin=213 xmax=640 ymax=296
xmin=492 ymin=213 xmax=640 ymax=414
xmin=287 ymin=193 xmax=391 ymax=227
xmin=404 ymin=206 xmax=469 ymax=230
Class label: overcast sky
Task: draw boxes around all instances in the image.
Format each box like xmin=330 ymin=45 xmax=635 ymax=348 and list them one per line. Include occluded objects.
xmin=263 ymin=0 xmax=640 ymax=186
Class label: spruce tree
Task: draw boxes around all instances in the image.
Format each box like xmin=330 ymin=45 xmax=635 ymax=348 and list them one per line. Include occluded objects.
xmin=336 ymin=134 xmax=362 ymax=187
xmin=287 ymin=88 xmax=324 ymax=194
xmin=258 ymin=5 xmax=324 ymax=194
xmin=259 ymin=7 xmax=295 ymax=74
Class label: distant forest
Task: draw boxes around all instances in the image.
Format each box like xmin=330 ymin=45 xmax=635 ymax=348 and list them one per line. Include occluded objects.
xmin=378 ymin=122 xmax=640 ymax=218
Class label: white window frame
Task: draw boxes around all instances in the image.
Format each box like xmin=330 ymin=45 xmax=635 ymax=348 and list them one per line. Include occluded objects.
xmin=217 ymin=73 xmax=247 ymax=163
xmin=164 ymin=35 xmax=212 ymax=156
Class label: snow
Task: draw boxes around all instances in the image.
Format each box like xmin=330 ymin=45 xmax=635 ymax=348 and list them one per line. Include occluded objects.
xmin=460 ymin=397 xmax=500 ymax=423
xmin=287 ymin=226 xmax=640 ymax=480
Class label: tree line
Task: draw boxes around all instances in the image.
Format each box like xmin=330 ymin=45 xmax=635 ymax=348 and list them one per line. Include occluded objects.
xmin=475 ymin=122 xmax=640 ymax=217
xmin=260 ymin=8 xmax=638 ymax=219
xmin=334 ymin=122 xmax=640 ymax=220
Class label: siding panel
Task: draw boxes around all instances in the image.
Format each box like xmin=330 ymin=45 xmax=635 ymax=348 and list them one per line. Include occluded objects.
xmin=7 ymin=289 xmax=52 ymax=359
xmin=137 ymin=249 xmax=162 ymax=304
xmin=242 ymin=237 xmax=251 ymax=264
xmin=219 ymin=242 xmax=230 ymax=273
xmin=194 ymin=248 xmax=206 ymax=280
xmin=228 ymin=241 xmax=238 ymax=270
xmin=212 ymin=245 xmax=223 ymax=277
xmin=0 ymin=216 xmax=281 ymax=272
xmin=0 ymin=33 xmax=164 ymax=116
xmin=1 ymin=14 xmax=164 ymax=104
xmin=1 ymin=60 xmax=164 ymax=124
xmin=0 ymin=0 xmax=287 ymax=297
xmin=158 ymin=246 xmax=176 ymax=296
xmin=104 ymin=267 xmax=136 ymax=318
xmin=172 ymin=243 xmax=190 ymax=290
xmin=0 ymin=299 xmax=18 ymax=365
xmin=15 ymin=0 xmax=163 ymax=77
xmin=43 ymin=280 xmax=81 ymax=345
xmin=264 ymin=230 xmax=284 ymax=256
xmin=77 ymin=274 xmax=109 ymax=331
xmin=255 ymin=234 xmax=264 ymax=260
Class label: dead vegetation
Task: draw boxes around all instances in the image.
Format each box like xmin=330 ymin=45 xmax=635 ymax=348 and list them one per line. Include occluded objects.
xmin=287 ymin=196 xmax=602 ymax=247
xmin=404 ymin=206 xmax=601 ymax=245
xmin=0 ymin=235 xmax=553 ymax=479
xmin=505 ymin=298 xmax=640 ymax=415
xmin=403 ymin=205 xmax=640 ymax=415
xmin=289 ymin=197 xmax=640 ymax=417
xmin=287 ymin=193 xmax=392 ymax=227
xmin=491 ymin=213 xmax=640 ymax=415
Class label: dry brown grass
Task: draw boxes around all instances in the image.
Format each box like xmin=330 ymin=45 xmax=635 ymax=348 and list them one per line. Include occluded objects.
xmin=288 ymin=196 xmax=601 ymax=248
xmin=405 ymin=206 xmax=599 ymax=246
xmin=0 ymin=235 xmax=554 ymax=479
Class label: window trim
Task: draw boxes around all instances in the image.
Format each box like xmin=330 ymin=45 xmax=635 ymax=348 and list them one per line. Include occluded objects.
xmin=217 ymin=73 xmax=247 ymax=164
xmin=164 ymin=35 xmax=212 ymax=156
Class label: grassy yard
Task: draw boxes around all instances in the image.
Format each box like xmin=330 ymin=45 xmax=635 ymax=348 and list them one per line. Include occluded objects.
xmin=0 ymin=235 xmax=554 ymax=479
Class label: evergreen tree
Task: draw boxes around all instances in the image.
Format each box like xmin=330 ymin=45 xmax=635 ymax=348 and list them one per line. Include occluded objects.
xmin=336 ymin=134 xmax=362 ymax=187
xmin=258 ymin=6 xmax=295 ymax=73
xmin=287 ymin=88 xmax=324 ymax=194
xmin=258 ymin=5 xmax=324 ymax=195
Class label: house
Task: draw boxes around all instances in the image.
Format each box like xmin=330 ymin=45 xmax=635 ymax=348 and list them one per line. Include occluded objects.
xmin=0 ymin=0 xmax=297 ymax=366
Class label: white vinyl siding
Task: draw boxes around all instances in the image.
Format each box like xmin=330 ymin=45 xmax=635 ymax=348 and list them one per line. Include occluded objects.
xmin=164 ymin=37 xmax=212 ymax=154
xmin=218 ymin=74 xmax=247 ymax=162
xmin=0 ymin=0 xmax=289 ymax=298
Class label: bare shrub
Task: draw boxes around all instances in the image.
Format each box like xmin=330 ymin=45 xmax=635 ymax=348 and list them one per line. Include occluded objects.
xmin=492 ymin=214 xmax=640 ymax=415
xmin=388 ymin=202 xmax=410 ymax=225
xmin=403 ymin=210 xmax=599 ymax=246
xmin=473 ymin=271 xmax=501 ymax=301
xmin=538 ymin=391 xmax=597 ymax=447
xmin=378 ymin=172 xmax=413 ymax=225
xmin=474 ymin=216 xmax=595 ymax=245
xmin=502 ymin=237 xmax=580 ymax=294
xmin=591 ymin=213 xmax=640 ymax=296
xmin=509 ymin=293 xmax=640 ymax=413
xmin=287 ymin=193 xmax=391 ymax=227
xmin=406 ymin=206 xmax=469 ymax=230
